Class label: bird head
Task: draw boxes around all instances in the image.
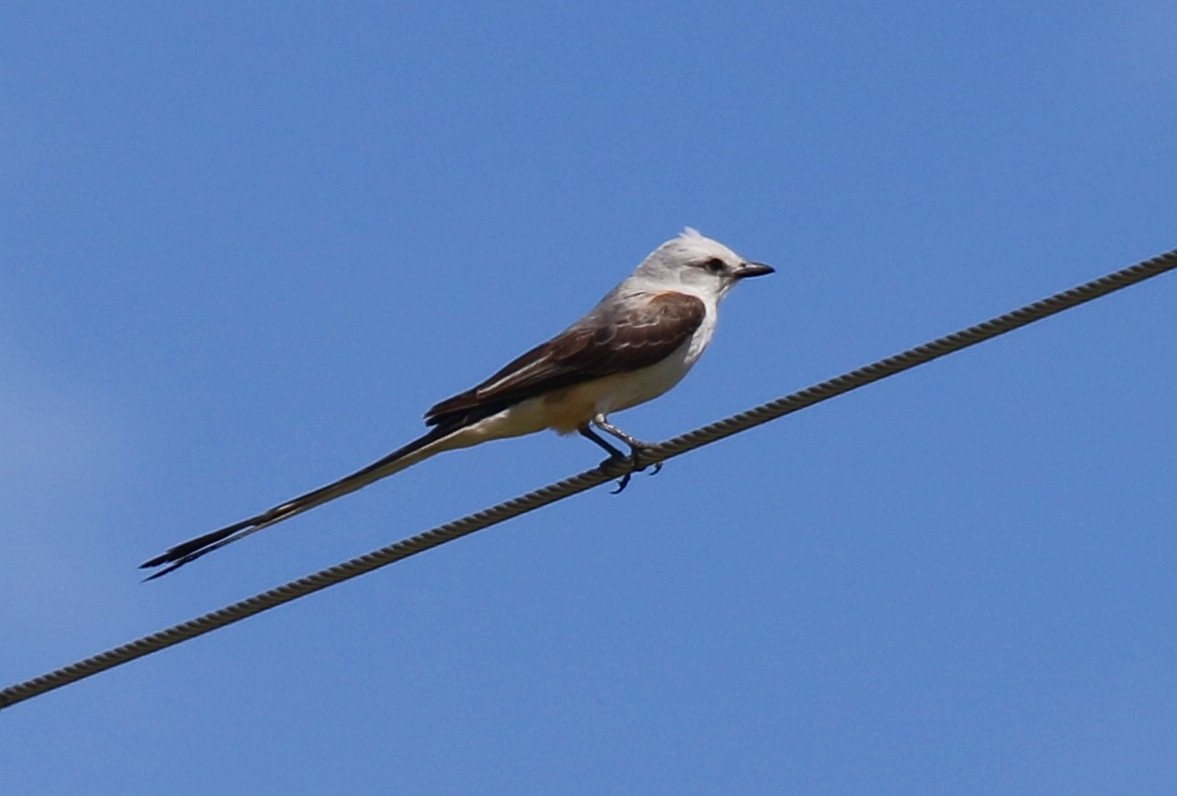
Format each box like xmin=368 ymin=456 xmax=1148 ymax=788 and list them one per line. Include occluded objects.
xmin=635 ymin=227 xmax=774 ymax=300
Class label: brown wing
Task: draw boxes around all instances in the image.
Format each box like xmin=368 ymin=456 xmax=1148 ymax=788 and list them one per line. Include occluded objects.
xmin=425 ymin=291 xmax=706 ymax=427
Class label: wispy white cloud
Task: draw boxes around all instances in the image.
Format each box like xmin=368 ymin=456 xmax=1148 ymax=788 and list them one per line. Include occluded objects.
xmin=0 ymin=343 xmax=146 ymax=655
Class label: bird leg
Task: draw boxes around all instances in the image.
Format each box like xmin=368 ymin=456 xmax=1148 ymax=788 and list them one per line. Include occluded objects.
xmin=579 ymin=424 xmax=626 ymax=459
xmin=578 ymin=424 xmax=637 ymax=493
xmin=589 ymin=414 xmax=663 ymax=493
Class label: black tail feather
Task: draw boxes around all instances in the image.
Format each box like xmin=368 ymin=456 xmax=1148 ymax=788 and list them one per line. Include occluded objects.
xmin=139 ymin=423 xmax=463 ymax=580
xmin=138 ymin=516 xmax=263 ymax=580
xmin=139 ymin=518 xmax=256 ymax=570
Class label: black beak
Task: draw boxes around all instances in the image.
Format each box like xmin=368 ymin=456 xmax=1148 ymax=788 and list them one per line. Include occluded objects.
xmin=734 ymin=261 xmax=775 ymax=279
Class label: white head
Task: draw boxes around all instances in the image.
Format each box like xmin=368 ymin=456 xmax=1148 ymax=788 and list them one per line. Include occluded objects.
xmin=631 ymin=227 xmax=774 ymax=301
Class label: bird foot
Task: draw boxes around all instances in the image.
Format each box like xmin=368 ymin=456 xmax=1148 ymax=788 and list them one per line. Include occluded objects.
xmin=602 ymin=444 xmax=663 ymax=494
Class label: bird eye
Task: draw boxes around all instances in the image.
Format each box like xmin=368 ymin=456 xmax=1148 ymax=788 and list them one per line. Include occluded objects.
xmin=701 ymin=258 xmax=726 ymax=274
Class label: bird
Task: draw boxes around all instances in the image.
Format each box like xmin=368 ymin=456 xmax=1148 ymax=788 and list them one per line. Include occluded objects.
xmin=140 ymin=228 xmax=773 ymax=578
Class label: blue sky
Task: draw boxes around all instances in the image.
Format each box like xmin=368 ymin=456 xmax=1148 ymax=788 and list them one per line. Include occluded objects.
xmin=4 ymin=3 xmax=1176 ymax=793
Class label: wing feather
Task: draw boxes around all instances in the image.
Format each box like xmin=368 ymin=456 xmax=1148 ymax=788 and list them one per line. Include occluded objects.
xmin=425 ymin=292 xmax=706 ymax=427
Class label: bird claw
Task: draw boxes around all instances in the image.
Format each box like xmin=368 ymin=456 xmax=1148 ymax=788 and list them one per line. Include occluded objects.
xmin=603 ymin=446 xmax=662 ymax=494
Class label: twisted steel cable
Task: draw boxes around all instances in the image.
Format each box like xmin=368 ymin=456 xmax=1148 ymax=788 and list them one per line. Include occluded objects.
xmin=3 ymin=246 xmax=1175 ymax=711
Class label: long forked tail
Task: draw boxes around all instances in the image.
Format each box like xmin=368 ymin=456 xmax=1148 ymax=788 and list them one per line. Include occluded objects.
xmin=139 ymin=424 xmax=458 ymax=580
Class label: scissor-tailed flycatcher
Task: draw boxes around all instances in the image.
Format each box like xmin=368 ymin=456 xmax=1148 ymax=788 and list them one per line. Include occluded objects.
xmin=141 ymin=228 xmax=773 ymax=578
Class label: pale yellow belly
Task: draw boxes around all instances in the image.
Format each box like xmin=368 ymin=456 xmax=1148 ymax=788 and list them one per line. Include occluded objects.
xmin=539 ymin=373 xmax=641 ymax=433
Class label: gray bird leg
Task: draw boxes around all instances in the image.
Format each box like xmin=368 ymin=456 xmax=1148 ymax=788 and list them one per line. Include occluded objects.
xmin=590 ymin=414 xmax=663 ymax=493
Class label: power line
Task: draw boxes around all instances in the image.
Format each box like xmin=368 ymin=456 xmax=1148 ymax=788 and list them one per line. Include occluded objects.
xmin=3 ymin=246 xmax=1176 ymax=711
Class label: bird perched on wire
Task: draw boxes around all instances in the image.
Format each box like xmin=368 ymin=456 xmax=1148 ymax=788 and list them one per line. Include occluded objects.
xmin=141 ymin=228 xmax=774 ymax=579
